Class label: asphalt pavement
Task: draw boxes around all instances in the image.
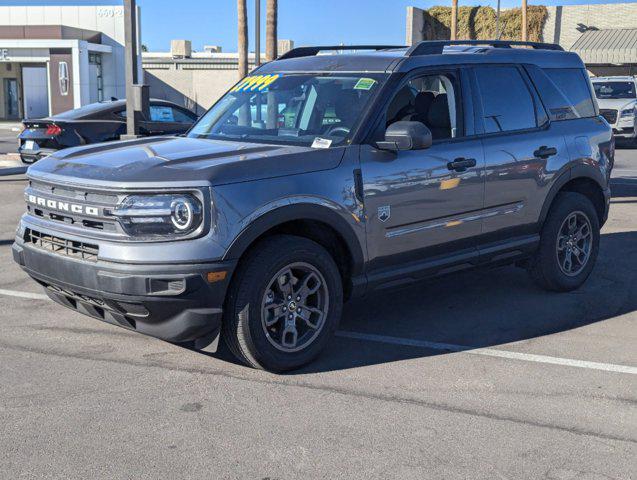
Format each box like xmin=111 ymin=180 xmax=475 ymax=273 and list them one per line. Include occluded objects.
xmin=0 ymin=148 xmax=635 ymax=479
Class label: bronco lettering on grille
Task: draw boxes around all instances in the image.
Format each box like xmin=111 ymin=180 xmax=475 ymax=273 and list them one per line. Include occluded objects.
xmin=27 ymin=194 xmax=100 ymax=216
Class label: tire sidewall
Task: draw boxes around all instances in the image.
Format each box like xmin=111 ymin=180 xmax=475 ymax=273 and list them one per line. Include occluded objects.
xmin=232 ymin=237 xmax=343 ymax=372
xmin=540 ymin=192 xmax=600 ymax=291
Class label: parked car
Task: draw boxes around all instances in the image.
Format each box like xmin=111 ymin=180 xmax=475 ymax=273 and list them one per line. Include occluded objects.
xmin=591 ymin=76 xmax=637 ymax=144
xmin=13 ymin=41 xmax=613 ymax=372
xmin=18 ymin=99 xmax=198 ymax=163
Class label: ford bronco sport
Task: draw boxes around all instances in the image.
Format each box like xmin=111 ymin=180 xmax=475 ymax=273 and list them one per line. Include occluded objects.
xmin=13 ymin=41 xmax=613 ymax=372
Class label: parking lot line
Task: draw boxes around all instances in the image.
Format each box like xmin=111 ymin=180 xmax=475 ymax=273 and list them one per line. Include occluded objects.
xmin=1 ymin=287 xmax=635 ymax=375
xmin=0 ymin=288 xmax=48 ymax=300
xmin=336 ymin=331 xmax=637 ymax=375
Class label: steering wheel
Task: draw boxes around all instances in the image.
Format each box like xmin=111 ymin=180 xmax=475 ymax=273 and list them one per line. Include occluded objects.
xmin=326 ymin=126 xmax=351 ymax=137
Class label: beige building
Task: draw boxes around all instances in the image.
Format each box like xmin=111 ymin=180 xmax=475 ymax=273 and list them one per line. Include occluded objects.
xmin=406 ymin=2 xmax=637 ymax=76
xmin=0 ymin=4 xmax=141 ymax=120
xmin=143 ymin=39 xmax=294 ymax=115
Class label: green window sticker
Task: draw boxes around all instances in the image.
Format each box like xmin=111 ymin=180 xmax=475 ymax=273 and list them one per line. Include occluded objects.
xmin=354 ymin=78 xmax=377 ymax=91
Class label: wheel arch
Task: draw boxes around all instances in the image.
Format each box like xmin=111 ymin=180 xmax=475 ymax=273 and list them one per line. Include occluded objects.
xmin=223 ymin=203 xmax=366 ymax=298
xmin=539 ymin=165 xmax=608 ymax=227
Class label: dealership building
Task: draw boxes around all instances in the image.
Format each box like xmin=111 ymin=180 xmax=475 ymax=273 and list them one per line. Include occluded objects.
xmin=0 ymin=4 xmax=141 ymax=120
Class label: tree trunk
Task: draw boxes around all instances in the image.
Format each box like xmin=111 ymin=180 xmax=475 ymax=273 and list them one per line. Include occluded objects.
xmin=237 ymin=0 xmax=250 ymax=126
xmin=450 ymin=0 xmax=458 ymax=40
xmin=265 ymin=0 xmax=277 ymax=61
xmin=521 ymin=0 xmax=528 ymax=41
xmin=265 ymin=0 xmax=278 ymax=129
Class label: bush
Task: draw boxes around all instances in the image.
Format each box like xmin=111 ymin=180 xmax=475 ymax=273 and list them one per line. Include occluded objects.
xmin=422 ymin=5 xmax=548 ymax=42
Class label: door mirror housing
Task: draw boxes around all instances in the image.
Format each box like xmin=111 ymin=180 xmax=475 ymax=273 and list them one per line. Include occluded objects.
xmin=376 ymin=121 xmax=433 ymax=151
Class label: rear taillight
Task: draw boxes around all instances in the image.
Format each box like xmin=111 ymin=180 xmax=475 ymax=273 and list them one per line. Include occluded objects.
xmin=45 ymin=124 xmax=62 ymax=136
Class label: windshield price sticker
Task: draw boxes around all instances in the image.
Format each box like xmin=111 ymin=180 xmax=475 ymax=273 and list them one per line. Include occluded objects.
xmin=354 ymin=78 xmax=377 ymax=90
xmin=311 ymin=137 xmax=332 ymax=149
xmin=231 ymin=74 xmax=281 ymax=93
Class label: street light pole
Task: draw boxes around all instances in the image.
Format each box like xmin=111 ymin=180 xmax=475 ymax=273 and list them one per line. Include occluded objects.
xmin=123 ymin=0 xmax=139 ymax=137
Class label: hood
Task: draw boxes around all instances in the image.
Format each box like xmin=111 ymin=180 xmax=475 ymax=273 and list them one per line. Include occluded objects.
xmin=27 ymin=136 xmax=346 ymax=187
xmin=595 ymin=97 xmax=637 ymax=111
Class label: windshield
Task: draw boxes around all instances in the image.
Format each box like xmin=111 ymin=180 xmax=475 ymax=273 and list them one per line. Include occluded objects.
xmin=593 ymin=81 xmax=637 ymax=99
xmin=188 ymin=73 xmax=387 ymax=147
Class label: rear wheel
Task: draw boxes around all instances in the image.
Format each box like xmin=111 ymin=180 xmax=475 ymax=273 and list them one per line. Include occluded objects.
xmin=529 ymin=192 xmax=600 ymax=292
xmin=223 ymin=235 xmax=343 ymax=372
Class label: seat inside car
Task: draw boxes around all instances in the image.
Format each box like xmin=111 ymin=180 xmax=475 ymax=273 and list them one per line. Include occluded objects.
xmin=426 ymin=93 xmax=451 ymax=140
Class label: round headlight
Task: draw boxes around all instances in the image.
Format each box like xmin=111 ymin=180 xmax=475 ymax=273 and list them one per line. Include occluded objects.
xmin=171 ymin=197 xmax=195 ymax=231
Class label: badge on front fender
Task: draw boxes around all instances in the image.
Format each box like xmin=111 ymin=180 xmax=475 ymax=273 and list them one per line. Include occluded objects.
xmin=378 ymin=205 xmax=391 ymax=222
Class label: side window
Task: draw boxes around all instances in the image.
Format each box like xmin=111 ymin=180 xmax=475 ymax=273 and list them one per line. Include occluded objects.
xmin=149 ymin=105 xmax=176 ymax=123
xmin=544 ymin=68 xmax=596 ymax=118
xmin=475 ymin=66 xmax=537 ymax=133
xmin=171 ymin=107 xmax=197 ymax=123
xmin=385 ymin=72 xmax=461 ymax=140
xmin=114 ymin=109 xmax=126 ymax=118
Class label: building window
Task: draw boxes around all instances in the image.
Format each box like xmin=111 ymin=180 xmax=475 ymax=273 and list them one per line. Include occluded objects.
xmin=89 ymin=53 xmax=104 ymax=102
xmin=58 ymin=61 xmax=69 ymax=96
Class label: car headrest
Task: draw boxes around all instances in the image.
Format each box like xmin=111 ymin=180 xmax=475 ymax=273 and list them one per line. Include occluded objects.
xmin=426 ymin=93 xmax=451 ymax=129
xmin=414 ymin=91 xmax=435 ymax=115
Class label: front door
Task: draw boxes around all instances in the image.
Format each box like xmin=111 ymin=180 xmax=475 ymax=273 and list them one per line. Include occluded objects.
xmin=22 ymin=66 xmax=49 ymax=119
xmin=361 ymin=70 xmax=485 ymax=271
xmin=3 ymin=78 xmax=19 ymax=119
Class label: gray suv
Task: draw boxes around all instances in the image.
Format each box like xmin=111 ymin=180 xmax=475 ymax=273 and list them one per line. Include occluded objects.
xmin=12 ymin=41 xmax=613 ymax=372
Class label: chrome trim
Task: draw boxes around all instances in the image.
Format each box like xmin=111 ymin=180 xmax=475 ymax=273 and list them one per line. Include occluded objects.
xmin=385 ymin=202 xmax=524 ymax=239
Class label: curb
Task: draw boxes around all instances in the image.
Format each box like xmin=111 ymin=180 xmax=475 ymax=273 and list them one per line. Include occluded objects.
xmin=0 ymin=167 xmax=27 ymax=177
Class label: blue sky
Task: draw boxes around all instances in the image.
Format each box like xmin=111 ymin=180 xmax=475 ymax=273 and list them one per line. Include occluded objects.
xmin=3 ymin=0 xmax=635 ymax=51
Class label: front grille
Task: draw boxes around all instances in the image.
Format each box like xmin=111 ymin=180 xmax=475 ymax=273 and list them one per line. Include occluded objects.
xmin=25 ymin=228 xmax=99 ymax=262
xmin=26 ymin=180 xmax=121 ymax=234
xmin=600 ymin=109 xmax=618 ymax=124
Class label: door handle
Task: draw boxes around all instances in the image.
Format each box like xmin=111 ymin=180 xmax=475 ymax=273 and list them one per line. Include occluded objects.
xmin=533 ymin=146 xmax=558 ymax=159
xmin=447 ymin=157 xmax=477 ymax=172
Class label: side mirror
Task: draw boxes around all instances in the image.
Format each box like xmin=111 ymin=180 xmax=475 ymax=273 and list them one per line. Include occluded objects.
xmin=376 ymin=121 xmax=432 ymax=151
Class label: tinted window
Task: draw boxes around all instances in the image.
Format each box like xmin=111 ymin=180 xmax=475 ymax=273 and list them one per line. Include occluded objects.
xmin=172 ymin=107 xmax=197 ymax=123
xmin=385 ymin=73 xmax=461 ymax=140
xmin=593 ymin=81 xmax=636 ymax=100
xmin=545 ymin=68 xmax=596 ymax=118
xmin=475 ymin=66 xmax=537 ymax=133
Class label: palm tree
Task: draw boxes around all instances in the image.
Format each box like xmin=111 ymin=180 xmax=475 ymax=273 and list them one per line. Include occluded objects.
xmin=450 ymin=0 xmax=458 ymax=40
xmin=237 ymin=0 xmax=250 ymax=126
xmin=265 ymin=0 xmax=277 ymax=61
xmin=265 ymin=0 xmax=278 ymax=128
xmin=521 ymin=0 xmax=528 ymax=41
xmin=237 ymin=0 xmax=248 ymax=79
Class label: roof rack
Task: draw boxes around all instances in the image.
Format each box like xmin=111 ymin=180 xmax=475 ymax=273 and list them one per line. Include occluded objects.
xmin=278 ymin=45 xmax=406 ymax=60
xmin=407 ymin=40 xmax=564 ymax=56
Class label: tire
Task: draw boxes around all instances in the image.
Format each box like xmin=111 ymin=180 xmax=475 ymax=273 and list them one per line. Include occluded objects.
xmin=529 ymin=192 xmax=600 ymax=292
xmin=222 ymin=235 xmax=343 ymax=372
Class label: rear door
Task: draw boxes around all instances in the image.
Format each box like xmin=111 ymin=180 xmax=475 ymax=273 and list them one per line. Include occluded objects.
xmin=472 ymin=64 xmax=570 ymax=242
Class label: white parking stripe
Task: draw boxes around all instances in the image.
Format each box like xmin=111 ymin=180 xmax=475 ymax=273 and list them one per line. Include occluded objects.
xmin=1 ymin=288 xmax=635 ymax=374
xmin=336 ymin=331 xmax=637 ymax=375
xmin=0 ymin=288 xmax=49 ymax=300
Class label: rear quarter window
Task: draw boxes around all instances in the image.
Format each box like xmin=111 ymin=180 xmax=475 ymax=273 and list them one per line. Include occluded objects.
xmin=543 ymin=68 xmax=596 ymax=118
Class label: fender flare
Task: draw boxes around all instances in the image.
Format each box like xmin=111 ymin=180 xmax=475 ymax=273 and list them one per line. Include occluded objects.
xmin=538 ymin=163 xmax=607 ymax=225
xmin=223 ymin=202 xmax=366 ymax=276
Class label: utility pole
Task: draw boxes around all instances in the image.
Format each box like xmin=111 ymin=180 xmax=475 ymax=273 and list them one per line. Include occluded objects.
xmin=450 ymin=0 xmax=458 ymax=40
xmin=123 ymin=0 xmax=143 ymax=138
xmin=255 ymin=0 xmax=261 ymax=67
xmin=521 ymin=0 xmax=528 ymax=41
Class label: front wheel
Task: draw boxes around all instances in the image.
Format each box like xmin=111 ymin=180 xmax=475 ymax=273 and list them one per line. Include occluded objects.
xmin=223 ymin=235 xmax=343 ymax=372
xmin=529 ymin=192 xmax=600 ymax=292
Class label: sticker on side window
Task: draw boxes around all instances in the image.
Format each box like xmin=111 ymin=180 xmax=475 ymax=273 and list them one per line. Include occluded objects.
xmin=311 ymin=137 xmax=332 ymax=149
xmin=353 ymin=78 xmax=377 ymax=91
xmin=230 ymin=74 xmax=281 ymax=93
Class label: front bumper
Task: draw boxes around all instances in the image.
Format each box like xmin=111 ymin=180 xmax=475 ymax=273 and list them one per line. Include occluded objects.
xmin=12 ymin=240 xmax=235 ymax=346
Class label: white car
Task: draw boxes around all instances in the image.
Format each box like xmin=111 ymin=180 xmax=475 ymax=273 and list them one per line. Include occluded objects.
xmin=591 ymin=76 xmax=637 ymax=143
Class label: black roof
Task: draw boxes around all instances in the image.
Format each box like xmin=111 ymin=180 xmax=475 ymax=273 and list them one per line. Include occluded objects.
xmin=257 ymin=41 xmax=585 ymax=75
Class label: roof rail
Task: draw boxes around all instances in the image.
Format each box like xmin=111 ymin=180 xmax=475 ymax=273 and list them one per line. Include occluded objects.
xmin=278 ymin=45 xmax=406 ymax=60
xmin=407 ymin=40 xmax=564 ymax=56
